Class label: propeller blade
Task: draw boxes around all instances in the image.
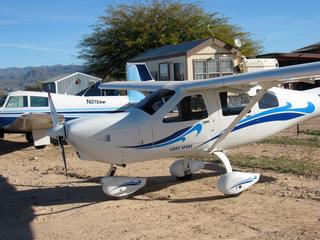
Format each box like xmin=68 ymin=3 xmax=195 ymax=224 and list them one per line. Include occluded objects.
xmin=48 ymin=93 xmax=68 ymax=177
xmin=48 ymin=92 xmax=59 ymax=126
xmin=58 ymin=136 xmax=68 ymax=177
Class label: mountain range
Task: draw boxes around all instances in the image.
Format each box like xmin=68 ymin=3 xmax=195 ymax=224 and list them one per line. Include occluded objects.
xmin=0 ymin=65 xmax=84 ymax=93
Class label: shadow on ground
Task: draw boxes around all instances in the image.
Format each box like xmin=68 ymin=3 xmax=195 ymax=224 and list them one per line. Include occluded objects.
xmin=0 ymin=162 xmax=276 ymax=239
xmin=0 ymin=176 xmax=34 ymax=240
xmin=0 ymin=138 xmax=31 ymax=156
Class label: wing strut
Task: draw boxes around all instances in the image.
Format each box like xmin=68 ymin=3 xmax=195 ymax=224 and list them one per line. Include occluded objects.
xmin=209 ymin=85 xmax=272 ymax=153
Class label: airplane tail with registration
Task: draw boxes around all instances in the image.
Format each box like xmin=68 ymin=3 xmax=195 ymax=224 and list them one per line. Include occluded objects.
xmin=126 ymin=63 xmax=154 ymax=103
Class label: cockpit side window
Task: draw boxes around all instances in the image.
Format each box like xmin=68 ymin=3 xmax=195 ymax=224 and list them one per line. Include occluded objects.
xmin=163 ymin=95 xmax=208 ymax=123
xmin=135 ymin=89 xmax=175 ymax=115
xmin=30 ymin=96 xmax=48 ymax=107
xmin=0 ymin=95 xmax=7 ymax=107
xmin=258 ymin=91 xmax=279 ymax=109
xmin=6 ymin=96 xmax=28 ymax=108
xmin=219 ymin=92 xmax=250 ymax=116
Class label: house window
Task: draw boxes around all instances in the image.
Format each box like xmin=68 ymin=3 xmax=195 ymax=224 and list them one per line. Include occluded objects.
xmin=220 ymin=58 xmax=234 ymax=76
xmin=194 ymin=60 xmax=207 ymax=80
xmin=208 ymin=59 xmax=220 ymax=78
xmin=173 ymin=63 xmax=185 ymax=81
xmin=159 ymin=63 xmax=170 ymax=81
xmin=194 ymin=57 xmax=234 ymax=80
xmin=6 ymin=96 xmax=28 ymax=108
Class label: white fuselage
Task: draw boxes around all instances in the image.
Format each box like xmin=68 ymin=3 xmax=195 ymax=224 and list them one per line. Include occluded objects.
xmin=64 ymin=87 xmax=320 ymax=164
xmin=0 ymin=91 xmax=129 ymax=132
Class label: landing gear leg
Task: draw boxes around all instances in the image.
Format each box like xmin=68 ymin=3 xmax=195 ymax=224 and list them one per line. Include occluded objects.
xmin=106 ymin=164 xmax=117 ymax=176
xmin=213 ymin=151 xmax=260 ymax=196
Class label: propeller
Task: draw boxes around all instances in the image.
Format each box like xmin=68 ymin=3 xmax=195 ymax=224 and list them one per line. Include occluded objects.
xmin=48 ymin=93 xmax=68 ymax=177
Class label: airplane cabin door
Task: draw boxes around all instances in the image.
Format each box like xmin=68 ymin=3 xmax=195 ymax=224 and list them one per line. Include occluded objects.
xmin=151 ymin=92 xmax=217 ymax=156
xmin=216 ymin=90 xmax=256 ymax=149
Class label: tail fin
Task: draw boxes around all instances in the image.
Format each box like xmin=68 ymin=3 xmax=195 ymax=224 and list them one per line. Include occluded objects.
xmin=126 ymin=63 xmax=154 ymax=103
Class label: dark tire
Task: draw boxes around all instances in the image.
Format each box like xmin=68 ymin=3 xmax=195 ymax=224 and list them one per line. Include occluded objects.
xmin=176 ymin=173 xmax=192 ymax=180
xmin=35 ymin=145 xmax=46 ymax=150
xmin=26 ymin=132 xmax=33 ymax=143
xmin=51 ymin=139 xmax=59 ymax=146
xmin=224 ymin=192 xmax=242 ymax=197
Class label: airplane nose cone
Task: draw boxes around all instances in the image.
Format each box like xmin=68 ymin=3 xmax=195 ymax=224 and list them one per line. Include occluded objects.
xmin=64 ymin=112 xmax=139 ymax=162
xmin=47 ymin=124 xmax=65 ymax=139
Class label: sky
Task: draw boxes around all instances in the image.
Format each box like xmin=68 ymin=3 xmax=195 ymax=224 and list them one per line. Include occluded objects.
xmin=0 ymin=0 xmax=319 ymax=68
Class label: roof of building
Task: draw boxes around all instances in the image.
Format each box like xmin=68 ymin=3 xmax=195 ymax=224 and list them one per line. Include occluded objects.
xmin=257 ymin=52 xmax=320 ymax=60
xmin=43 ymin=72 xmax=101 ymax=84
xmin=256 ymin=52 xmax=320 ymax=67
xmin=129 ymin=37 xmax=240 ymax=62
xmin=293 ymin=42 xmax=320 ymax=54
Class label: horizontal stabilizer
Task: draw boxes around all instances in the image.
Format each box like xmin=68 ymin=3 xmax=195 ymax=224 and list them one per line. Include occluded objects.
xmin=5 ymin=113 xmax=64 ymax=132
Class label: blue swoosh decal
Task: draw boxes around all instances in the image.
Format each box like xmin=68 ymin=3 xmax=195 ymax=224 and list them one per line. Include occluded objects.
xmin=113 ymin=179 xmax=142 ymax=191
xmin=228 ymin=175 xmax=258 ymax=190
xmin=121 ymin=122 xmax=202 ymax=149
xmin=153 ymin=122 xmax=202 ymax=148
xmin=239 ymin=101 xmax=315 ymax=124
xmin=197 ymin=102 xmax=315 ymax=148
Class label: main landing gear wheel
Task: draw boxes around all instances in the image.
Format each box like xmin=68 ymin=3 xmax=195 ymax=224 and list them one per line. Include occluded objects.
xmin=213 ymin=151 xmax=260 ymax=196
xmin=26 ymin=132 xmax=46 ymax=149
xmin=170 ymin=159 xmax=205 ymax=180
xmin=26 ymin=132 xmax=33 ymax=143
xmin=34 ymin=145 xmax=46 ymax=149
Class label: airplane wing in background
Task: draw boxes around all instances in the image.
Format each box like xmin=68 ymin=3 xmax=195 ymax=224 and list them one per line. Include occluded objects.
xmin=5 ymin=112 xmax=64 ymax=132
xmin=100 ymin=61 xmax=320 ymax=93
xmin=99 ymin=81 xmax=172 ymax=92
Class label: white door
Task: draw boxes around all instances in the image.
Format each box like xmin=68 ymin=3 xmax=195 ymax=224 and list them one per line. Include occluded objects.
xmin=151 ymin=93 xmax=215 ymax=156
xmin=216 ymin=90 xmax=256 ymax=149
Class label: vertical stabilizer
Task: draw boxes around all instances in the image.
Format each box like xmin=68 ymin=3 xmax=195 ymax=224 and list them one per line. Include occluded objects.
xmin=126 ymin=63 xmax=154 ymax=103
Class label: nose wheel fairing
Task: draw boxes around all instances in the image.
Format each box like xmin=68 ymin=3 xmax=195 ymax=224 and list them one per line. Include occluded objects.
xmin=101 ymin=176 xmax=146 ymax=198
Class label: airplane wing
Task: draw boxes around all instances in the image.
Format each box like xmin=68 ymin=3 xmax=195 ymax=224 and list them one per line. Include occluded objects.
xmin=5 ymin=112 xmax=64 ymax=132
xmin=99 ymin=81 xmax=172 ymax=92
xmin=101 ymin=61 xmax=320 ymax=152
xmin=101 ymin=61 xmax=320 ymax=92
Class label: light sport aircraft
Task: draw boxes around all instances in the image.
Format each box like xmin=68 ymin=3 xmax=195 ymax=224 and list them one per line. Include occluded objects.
xmin=0 ymin=63 xmax=153 ymax=147
xmin=47 ymin=61 xmax=320 ymax=198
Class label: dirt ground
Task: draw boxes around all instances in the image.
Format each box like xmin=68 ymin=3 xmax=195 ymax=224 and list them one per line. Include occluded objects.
xmin=0 ymin=119 xmax=319 ymax=240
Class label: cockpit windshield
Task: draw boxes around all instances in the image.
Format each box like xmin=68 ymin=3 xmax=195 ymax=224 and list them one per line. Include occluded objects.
xmin=0 ymin=95 xmax=7 ymax=107
xmin=135 ymin=89 xmax=175 ymax=115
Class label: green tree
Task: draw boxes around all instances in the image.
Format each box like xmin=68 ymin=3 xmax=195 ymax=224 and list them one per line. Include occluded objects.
xmin=78 ymin=0 xmax=262 ymax=78
xmin=25 ymin=82 xmax=42 ymax=92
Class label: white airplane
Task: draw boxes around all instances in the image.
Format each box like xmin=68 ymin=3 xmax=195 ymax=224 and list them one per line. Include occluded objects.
xmin=47 ymin=61 xmax=320 ymax=198
xmin=0 ymin=63 xmax=153 ymax=147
